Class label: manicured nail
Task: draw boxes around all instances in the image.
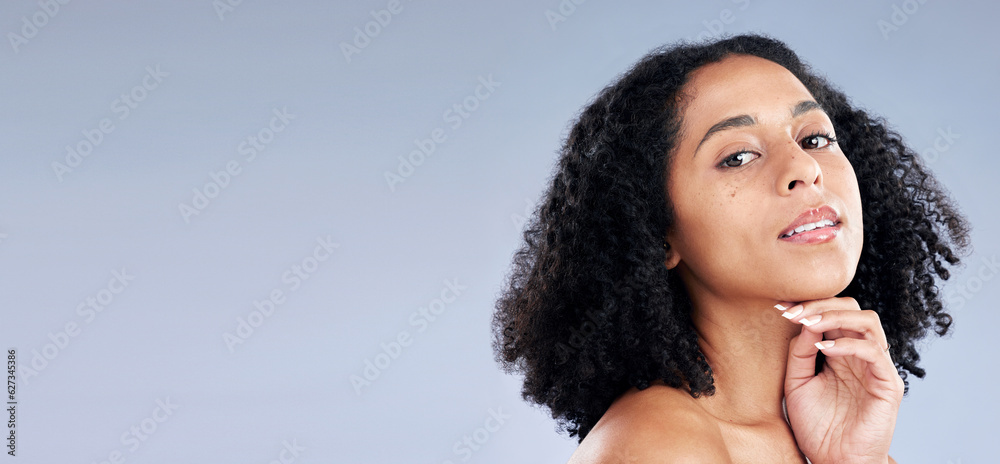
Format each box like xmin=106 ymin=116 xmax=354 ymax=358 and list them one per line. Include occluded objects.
xmin=815 ymin=340 xmax=835 ymax=350
xmin=781 ymin=307 xmax=804 ymax=319
xmin=800 ymin=315 xmax=822 ymax=326
xmin=774 ymin=302 xmax=794 ymax=311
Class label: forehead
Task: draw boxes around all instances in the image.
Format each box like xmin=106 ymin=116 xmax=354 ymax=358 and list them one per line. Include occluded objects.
xmin=678 ymin=55 xmax=814 ymax=125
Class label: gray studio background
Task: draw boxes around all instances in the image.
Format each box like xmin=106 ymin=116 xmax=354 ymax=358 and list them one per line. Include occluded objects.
xmin=0 ymin=1 xmax=996 ymax=463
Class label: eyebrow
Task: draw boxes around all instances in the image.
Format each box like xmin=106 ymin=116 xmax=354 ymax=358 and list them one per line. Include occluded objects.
xmin=692 ymin=100 xmax=824 ymax=158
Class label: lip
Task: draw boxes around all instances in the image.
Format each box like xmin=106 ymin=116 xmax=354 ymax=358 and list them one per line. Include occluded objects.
xmin=779 ymin=205 xmax=841 ymax=244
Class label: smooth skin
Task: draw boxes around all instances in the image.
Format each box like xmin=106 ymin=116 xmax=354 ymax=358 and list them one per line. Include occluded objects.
xmin=567 ymin=55 xmax=902 ymax=463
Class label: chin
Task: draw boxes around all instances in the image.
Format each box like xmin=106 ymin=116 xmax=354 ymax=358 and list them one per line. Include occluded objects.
xmin=775 ymin=265 xmax=857 ymax=301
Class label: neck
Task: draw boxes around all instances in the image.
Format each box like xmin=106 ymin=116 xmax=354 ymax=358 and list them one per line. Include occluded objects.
xmin=686 ymin=288 xmax=804 ymax=426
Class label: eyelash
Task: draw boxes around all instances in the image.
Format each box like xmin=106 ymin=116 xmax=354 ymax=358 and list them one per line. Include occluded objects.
xmin=718 ymin=131 xmax=839 ymax=169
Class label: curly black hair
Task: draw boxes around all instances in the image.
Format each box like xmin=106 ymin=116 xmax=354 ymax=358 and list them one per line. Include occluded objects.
xmin=491 ymin=33 xmax=971 ymax=442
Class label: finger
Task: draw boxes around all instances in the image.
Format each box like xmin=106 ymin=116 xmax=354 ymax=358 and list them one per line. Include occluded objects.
xmin=814 ymin=337 xmax=903 ymax=388
xmin=785 ymin=323 xmax=824 ymax=391
xmin=775 ymin=297 xmax=862 ymax=318
xmin=774 ymin=302 xmax=840 ymax=336
xmin=777 ymin=300 xmax=863 ymax=342
xmin=797 ymin=309 xmax=888 ymax=350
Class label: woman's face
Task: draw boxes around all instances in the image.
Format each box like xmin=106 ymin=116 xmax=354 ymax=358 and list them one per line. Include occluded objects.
xmin=664 ymin=54 xmax=864 ymax=303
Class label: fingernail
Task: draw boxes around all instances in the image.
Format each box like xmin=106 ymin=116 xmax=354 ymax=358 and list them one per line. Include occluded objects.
xmin=815 ymin=340 xmax=835 ymax=350
xmin=774 ymin=302 xmax=793 ymax=311
xmin=781 ymin=307 xmax=804 ymax=319
xmin=800 ymin=315 xmax=822 ymax=326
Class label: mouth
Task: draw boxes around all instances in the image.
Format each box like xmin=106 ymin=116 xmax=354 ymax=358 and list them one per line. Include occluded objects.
xmin=779 ymin=206 xmax=841 ymax=243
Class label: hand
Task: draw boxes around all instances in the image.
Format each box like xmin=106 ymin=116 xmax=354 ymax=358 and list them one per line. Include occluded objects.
xmin=775 ymin=297 xmax=904 ymax=464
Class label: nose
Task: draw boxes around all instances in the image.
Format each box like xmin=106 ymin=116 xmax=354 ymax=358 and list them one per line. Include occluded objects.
xmin=776 ymin=141 xmax=822 ymax=195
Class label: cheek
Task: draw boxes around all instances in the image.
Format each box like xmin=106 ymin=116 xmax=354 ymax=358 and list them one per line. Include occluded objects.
xmin=823 ymin=156 xmax=865 ymax=252
xmin=827 ymin=157 xmax=863 ymax=215
xmin=672 ymin=182 xmax=757 ymax=255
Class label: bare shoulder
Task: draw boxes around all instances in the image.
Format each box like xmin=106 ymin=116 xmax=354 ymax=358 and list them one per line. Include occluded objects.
xmin=566 ymin=384 xmax=731 ymax=464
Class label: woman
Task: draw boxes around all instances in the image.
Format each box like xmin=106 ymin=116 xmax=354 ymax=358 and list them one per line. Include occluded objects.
xmin=492 ymin=34 xmax=970 ymax=463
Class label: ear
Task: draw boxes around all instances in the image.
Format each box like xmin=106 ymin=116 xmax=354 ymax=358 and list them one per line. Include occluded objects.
xmin=662 ymin=240 xmax=681 ymax=270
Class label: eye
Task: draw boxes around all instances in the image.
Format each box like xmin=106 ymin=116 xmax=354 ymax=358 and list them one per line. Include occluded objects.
xmin=800 ymin=132 xmax=838 ymax=150
xmin=719 ymin=150 xmax=759 ymax=168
